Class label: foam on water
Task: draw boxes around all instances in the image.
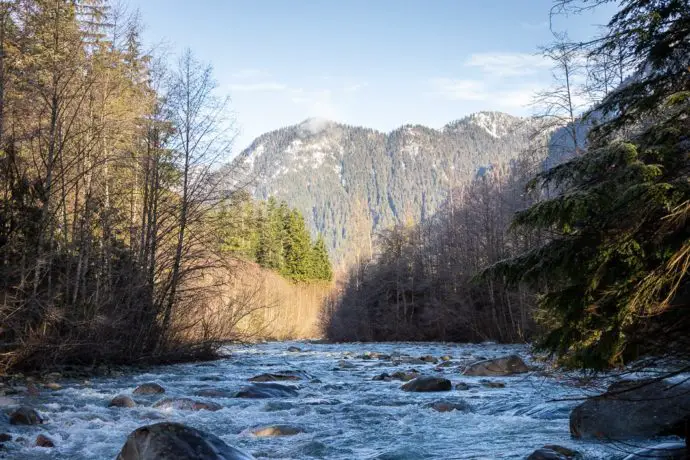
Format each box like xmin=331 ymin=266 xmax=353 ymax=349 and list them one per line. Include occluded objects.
xmin=0 ymin=342 xmax=681 ymax=459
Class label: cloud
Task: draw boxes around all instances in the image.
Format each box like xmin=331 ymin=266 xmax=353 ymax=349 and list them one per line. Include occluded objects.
xmin=429 ymin=78 xmax=540 ymax=110
xmin=228 ymin=82 xmax=288 ymax=92
xmin=465 ymin=52 xmax=550 ymax=78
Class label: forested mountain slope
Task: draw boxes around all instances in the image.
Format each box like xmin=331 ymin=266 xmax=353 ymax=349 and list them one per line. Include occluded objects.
xmin=226 ymin=112 xmax=547 ymax=264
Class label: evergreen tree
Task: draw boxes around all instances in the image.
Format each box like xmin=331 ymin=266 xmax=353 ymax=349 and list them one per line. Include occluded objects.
xmin=282 ymin=208 xmax=313 ymax=280
xmin=256 ymin=197 xmax=285 ymax=271
xmin=310 ymin=235 xmax=333 ymax=281
xmin=490 ymin=0 xmax=690 ymax=369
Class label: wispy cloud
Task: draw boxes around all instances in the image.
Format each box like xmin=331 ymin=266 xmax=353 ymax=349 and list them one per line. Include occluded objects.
xmin=228 ymin=82 xmax=288 ymax=92
xmin=465 ymin=52 xmax=549 ymax=78
xmin=430 ymin=78 xmax=540 ymax=109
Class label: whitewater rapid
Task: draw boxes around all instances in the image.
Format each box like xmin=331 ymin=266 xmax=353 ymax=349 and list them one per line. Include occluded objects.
xmin=1 ymin=342 xmax=681 ymax=459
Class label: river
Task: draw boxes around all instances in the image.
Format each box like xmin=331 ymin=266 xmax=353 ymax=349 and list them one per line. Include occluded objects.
xmin=1 ymin=341 xmax=681 ymax=459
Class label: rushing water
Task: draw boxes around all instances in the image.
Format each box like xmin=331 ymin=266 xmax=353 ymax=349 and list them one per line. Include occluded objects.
xmin=0 ymin=341 xmax=681 ymax=459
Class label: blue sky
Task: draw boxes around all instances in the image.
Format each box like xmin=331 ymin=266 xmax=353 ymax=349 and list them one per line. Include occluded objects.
xmin=125 ymin=0 xmax=616 ymax=154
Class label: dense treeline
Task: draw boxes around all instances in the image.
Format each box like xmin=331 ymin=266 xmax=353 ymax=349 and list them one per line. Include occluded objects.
xmin=323 ymin=149 xmax=546 ymax=342
xmin=491 ymin=0 xmax=690 ymax=370
xmin=0 ymin=0 xmax=239 ymax=371
xmin=217 ymin=193 xmax=333 ymax=282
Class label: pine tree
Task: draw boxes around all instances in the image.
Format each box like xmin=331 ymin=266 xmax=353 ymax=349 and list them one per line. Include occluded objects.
xmin=310 ymin=235 xmax=333 ymax=281
xmin=282 ymin=207 xmax=313 ymax=281
xmin=256 ymin=197 xmax=285 ymax=271
xmin=490 ymin=0 xmax=690 ymax=369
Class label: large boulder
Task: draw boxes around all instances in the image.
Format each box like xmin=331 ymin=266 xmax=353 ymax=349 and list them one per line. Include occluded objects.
xmin=248 ymin=373 xmax=301 ymax=382
xmin=401 ymin=376 xmax=452 ymax=392
xmin=117 ymin=422 xmax=255 ymax=460
xmin=462 ymin=355 xmax=529 ymax=376
xmin=35 ymin=434 xmax=55 ymax=448
xmin=426 ymin=399 xmax=472 ymax=413
xmin=570 ymin=379 xmax=690 ymax=440
xmin=9 ymin=406 xmax=43 ymax=425
xmin=133 ymin=383 xmax=165 ymax=395
xmin=194 ymin=388 xmax=234 ymax=398
xmin=234 ymin=383 xmax=299 ymax=399
xmin=391 ymin=370 xmax=421 ymax=382
xmin=153 ymin=398 xmax=222 ymax=412
xmin=527 ymin=445 xmax=582 ymax=460
xmin=110 ymin=395 xmax=137 ymax=408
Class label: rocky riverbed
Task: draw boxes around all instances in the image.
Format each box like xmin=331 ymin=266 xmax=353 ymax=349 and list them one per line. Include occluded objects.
xmin=0 ymin=342 xmax=686 ymax=459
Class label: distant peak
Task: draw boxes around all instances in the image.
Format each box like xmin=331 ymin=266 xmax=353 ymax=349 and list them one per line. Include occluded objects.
xmin=444 ymin=111 xmax=524 ymax=138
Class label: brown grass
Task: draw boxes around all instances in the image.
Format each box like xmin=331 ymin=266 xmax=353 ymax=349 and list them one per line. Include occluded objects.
xmin=181 ymin=260 xmax=333 ymax=343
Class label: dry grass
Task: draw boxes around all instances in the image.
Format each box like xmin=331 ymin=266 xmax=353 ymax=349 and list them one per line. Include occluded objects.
xmin=179 ymin=260 xmax=333 ymax=343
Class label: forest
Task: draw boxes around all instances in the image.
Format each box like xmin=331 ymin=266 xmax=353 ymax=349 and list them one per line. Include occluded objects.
xmin=217 ymin=194 xmax=332 ymax=282
xmin=0 ymin=0 xmax=332 ymax=373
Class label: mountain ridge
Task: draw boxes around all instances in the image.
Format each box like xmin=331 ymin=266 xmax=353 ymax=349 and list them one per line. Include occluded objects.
xmin=225 ymin=111 xmax=551 ymax=265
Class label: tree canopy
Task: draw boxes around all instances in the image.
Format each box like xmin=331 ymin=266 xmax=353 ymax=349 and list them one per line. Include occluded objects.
xmin=490 ymin=0 xmax=690 ymax=369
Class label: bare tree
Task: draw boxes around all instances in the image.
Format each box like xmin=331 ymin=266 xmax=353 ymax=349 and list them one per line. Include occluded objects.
xmin=158 ymin=49 xmax=234 ymax=350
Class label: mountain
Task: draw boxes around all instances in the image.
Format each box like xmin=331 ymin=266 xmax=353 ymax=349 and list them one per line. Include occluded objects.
xmin=225 ymin=111 xmax=548 ymax=265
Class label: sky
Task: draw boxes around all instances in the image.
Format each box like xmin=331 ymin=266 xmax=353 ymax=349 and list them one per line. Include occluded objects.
xmin=125 ymin=0 xmax=616 ymax=156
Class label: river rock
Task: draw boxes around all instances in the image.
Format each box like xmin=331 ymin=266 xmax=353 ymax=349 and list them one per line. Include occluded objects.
xmin=287 ymin=346 xmax=301 ymax=352
xmin=455 ymin=382 xmax=472 ymax=391
xmin=393 ymin=356 xmax=426 ymax=365
xmin=194 ymin=388 xmax=234 ymax=398
xmin=427 ymin=399 xmax=472 ymax=413
xmin=249 ymin=373 xmax=301 ymax=382
xmin=153 ymin=398 xmax=222 ymax=412
xmin=420 ymin=355 xmax=438 ymax=364
xmin=9 ymin=406 xmax=43 ymax=425
xmin=43 ymin=382 xmax=61 ymax=391
xmin=250 ymin=425 xmax=304 ymax=437
xmin=391 ymin=370 xmax=421 ymax=382
xmin=116 ymin=422 xmax=255 ymax=460
xmin=527 ymin=445 xmax=581 ymax=459
xmin=570 ymin=379 xmax=690 ymax=440
xmin=480 ymin=380 xmax=506 ymax=388
xmin=35 ymin=434 xmax=55 ymax=448
xmin=401 ymin=376 xmax=452 ymax=392
xmin=235 ymin=383 xmax=299 ymax=399
xmin=133 ymin=383 xmax=165 ymax=395
xmin=622 ymin=441 xmax=688 ymax=459
xmin=373 ymin=373 xmax=393 ymax=382
xmin=462 ymin=355 xmax=529 ymax=376
xmin=0 ymin=434 xmax=11 ymax=442
xmin=110 ymin=395 xmax=137 ymax=408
